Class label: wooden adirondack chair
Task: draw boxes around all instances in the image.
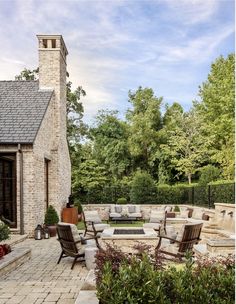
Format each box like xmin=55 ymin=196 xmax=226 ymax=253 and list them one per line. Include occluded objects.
xmin=83 ymin=210 xmax=110 ymax=237
xmin=155 ymin=222 xmax=203 ymax=260
xmin=56 ymin=223 xmax=99 ymax=269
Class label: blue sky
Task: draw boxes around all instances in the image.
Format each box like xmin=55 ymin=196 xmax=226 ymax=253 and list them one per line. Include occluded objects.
xmin=0 ymin=0 xmax=234 ymax=123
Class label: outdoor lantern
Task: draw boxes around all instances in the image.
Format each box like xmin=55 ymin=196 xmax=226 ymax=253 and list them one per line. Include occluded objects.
xmin=34 ymin=224 xmax=43 ymax=240
xmin=43 ymin=226 xmax=50 ymax=239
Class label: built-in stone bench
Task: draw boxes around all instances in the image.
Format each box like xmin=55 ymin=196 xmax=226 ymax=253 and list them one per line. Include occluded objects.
xmin=0 ymin=246 xmax=31 ymax=276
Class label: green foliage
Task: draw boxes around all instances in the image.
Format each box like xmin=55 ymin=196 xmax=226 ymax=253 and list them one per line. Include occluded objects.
xmin=96 ymin=249 xmax=235 ymax=304
xmin=209 ymin=180 xmax=235 ymax=204
xmin=15 ymin=68 xmax=39 ymax=80
xmin=173 ymin=205 xmax=180 ymax=212
xmin=156 ymin=184 xmax=190 ymax=205
xmin=130 ymin=171 xmax=156 ymax=204
xmin=90 ymin=110 xmax=131 ymax=179
xmin=196 ymin=54 xmax=235 ymax=179
xmin=161 ymin=109 xmax=211 ymax=184
xmin=0 ymin=221 xmax=11 ymax=242
xmin=126 ymin=87 xmax=162 ymax=173
xmin=44 ymin=205 xmax=59 ymax=225
xmin=116 ymin=197 xmax=127 ymax=205
xmin=199 ymin=165 xmax=221 ymax=185
xmin=74 ymin=201 xmax=83 ymax=214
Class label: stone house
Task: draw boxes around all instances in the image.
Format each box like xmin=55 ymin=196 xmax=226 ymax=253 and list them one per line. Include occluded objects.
xmin=0 ymin=35 xmax=71 ymax=235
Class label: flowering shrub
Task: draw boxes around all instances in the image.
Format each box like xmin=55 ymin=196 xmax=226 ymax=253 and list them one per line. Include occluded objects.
xmin=95 ymin=246 xmax=235 ymax=304
xmin=0 ymin=220 xmax=10 ymax=242
xmin=0 ymin=221 xmax=11 ymax=258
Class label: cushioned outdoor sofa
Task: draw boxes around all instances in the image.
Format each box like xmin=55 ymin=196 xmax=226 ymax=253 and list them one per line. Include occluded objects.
xmin=109 ymin=205 xmax=142 ymax=221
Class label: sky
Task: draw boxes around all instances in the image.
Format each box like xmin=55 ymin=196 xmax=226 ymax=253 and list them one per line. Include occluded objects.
xmin=0 ymin=0 xmax=234 ymax=123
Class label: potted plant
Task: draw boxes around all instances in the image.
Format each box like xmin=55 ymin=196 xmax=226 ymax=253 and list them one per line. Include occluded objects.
xmin=44 ymin=205 xmax=59 ymax=237
xmin=0 ymin=220 xmax=11 ymax=258
xmin=74 ymin=200 xmax=83 ymax=222
xmin=117 ymin=197 xmax=127 ymax=205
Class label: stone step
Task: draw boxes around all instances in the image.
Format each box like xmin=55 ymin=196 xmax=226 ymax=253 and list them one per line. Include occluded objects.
xmin=0 ymin=234 xmax=28 ymax=246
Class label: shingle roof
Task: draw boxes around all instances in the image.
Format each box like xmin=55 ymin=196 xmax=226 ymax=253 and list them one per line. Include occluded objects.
xmin=0 ymin=81 xmax=53 ymax=144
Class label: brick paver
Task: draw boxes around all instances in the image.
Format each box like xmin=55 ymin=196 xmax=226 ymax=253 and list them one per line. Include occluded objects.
xmin=0 ymin=238 xmax=89 ymax=304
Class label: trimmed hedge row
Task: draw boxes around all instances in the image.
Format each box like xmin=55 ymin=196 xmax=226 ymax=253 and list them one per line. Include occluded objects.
xmin=77 ymin=182 xmax=235 ymax=207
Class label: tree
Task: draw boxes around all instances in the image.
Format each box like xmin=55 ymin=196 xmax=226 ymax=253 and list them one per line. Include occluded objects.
xmin=130 ymin=171 xmax=156 ymax=204
xmin=72 ymin=159 xmax=109 ymax=202
xmin=15 ymin=68 xmax=39 ymax=80
xmin=161 ymin=109 xmax=211 ymax=184
xmin=90 ymin=110 xmax=131 ymax=179
xmin=126 ymin=87 xmax=162 ymax=173
xmin=196 ymin=54 xmax=235 ymax=179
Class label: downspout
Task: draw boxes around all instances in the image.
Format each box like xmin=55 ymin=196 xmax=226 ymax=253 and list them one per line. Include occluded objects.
xmin=18 ymin=144 xmax=24 ymax=235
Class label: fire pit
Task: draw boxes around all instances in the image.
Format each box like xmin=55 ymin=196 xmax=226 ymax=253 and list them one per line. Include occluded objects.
xmin=114 ymin=229 xmax=145 ymax=235
xmin=101 ymin=227 xmax=158 ymax=253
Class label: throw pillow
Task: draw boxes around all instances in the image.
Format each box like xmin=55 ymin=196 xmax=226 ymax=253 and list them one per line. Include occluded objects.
xmin=128 ymin=205 xmax=136 ymax=213
xmin=115 ymin=205 xmax=122 ymax=213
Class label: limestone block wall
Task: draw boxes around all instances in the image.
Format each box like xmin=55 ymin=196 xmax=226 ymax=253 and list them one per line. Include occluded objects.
xmin=82 ymin=204 xmax=214 ymax=221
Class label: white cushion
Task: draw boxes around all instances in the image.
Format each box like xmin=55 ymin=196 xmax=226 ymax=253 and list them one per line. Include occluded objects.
xmin=180 ymin=210 xmax=189 ymax=218
xmin=128 ymin=205 xmax=136 ymax=213
xmin=84 ymin=211 xmax=102 ymax=223
xmin=143 ymin=222 xmax=161 ymax=230
xmin=165 ymin=206 xmax=172 ymax=212
xmin=192 ymin=209 xmax=203 ymax=220
xmin=87 ymin=223 xmax=110 ymax=232
xmin=58 ymin=222 xmax=81 ymax=242
xmin=110 ymin=205 xmax=116 ymax=213
xmin=110 ymin=212 xmax=122 ymax=218
xmin=128 ymin=212 xmax=142 ymax=218
xmin=150 ymin=211 xmax=165 ymax=223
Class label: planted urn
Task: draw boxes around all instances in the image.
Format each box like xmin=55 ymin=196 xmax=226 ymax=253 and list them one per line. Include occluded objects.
xmin=44 ymin=205 xmax=59 ymax=237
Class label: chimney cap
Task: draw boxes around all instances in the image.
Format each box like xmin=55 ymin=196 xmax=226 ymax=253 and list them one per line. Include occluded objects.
xmin=36 ymin=34 xmax=68 ymax=56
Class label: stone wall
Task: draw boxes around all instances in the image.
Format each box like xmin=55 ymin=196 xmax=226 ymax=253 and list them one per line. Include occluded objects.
xmin=82 ymin=204 xmax=214 ymax=221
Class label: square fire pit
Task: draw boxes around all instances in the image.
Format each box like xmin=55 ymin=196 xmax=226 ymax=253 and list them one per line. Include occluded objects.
xmin=101 ymin=227 xmax=158 ymax=253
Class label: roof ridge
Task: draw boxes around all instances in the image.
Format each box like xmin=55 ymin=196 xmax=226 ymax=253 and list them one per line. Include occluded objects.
xmin=0 ymin=80 xmax=38 ymax=82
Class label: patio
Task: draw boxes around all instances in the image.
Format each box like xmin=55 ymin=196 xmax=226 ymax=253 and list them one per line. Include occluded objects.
xmin=0 ymin=237 xmax=88 ymax=304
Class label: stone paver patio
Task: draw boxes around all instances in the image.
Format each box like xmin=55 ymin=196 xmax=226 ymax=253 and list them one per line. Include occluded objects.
xmin=0 ymin=237 xmax=89 ymax=304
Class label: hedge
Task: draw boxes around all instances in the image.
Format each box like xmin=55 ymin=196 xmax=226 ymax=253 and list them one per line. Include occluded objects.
xmin=76 ymin=181 xmax=235 ymax=207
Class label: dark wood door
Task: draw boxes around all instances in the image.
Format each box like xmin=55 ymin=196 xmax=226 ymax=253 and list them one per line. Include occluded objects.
xmin=0 ymin=154 xmax=16 ymax=228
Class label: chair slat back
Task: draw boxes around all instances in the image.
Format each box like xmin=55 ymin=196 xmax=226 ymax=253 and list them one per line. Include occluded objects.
xmin=178 ymin=223 xmax=203 ymax=253
xmin=56 ymin=224 xmax=78 ymax=254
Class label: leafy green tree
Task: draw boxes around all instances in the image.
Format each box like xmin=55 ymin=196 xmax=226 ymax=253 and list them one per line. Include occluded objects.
xmin=130 ymin=170 xmax=156 ymax=204
xmin=90 ymin=110 xmax=131 ymax=179
xmin=196 ymin=54 xmax=235 ymax=179
xmin=72 ymin=159 xmax=109 ymax=202
xmin=66 ymin=81 xmax=87 ymax=145
xmin=157 ymin=102 xmax=184 ymax=183
xmin=126 ymin=87 xmax=162 ymax=173
xmin=15 ymin=68 xmax=39 ymax=80
xmin=199 ymin=165 xmax=221 ymax=185
xmin=161 ymin=109 xmax=211 ymax=184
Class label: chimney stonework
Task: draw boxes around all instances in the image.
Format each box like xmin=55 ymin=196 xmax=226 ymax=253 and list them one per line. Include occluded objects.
xmin=37 ymin=35 xmax=68 ymax=142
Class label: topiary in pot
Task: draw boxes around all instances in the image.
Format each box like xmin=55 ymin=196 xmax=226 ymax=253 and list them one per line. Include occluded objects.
xmin=74 ymin=201 xmax=83 ymax=221
xmin=117 ymin=197 xmax=127 ymax=205
xmin=44 ymin=205 xmax=59 ymax=237
xmin=174 ymin=205 xmax=180 ymax=212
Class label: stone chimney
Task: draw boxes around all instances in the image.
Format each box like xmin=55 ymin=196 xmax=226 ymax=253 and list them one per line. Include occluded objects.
xmin=37 ymin=34 xmax=68 ymax=141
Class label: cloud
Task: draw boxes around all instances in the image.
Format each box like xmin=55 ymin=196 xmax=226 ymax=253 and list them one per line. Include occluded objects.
xmin=164 ymin=0 xmax=219 ymax=25
xmin=1 ymin=57 xmax=25 ymax=65
xmin=0 ymin=0 xmax=234 ymax=122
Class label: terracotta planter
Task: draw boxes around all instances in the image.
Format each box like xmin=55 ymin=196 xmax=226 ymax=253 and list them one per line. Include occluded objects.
xmin=47 ymin=225 xmax=57 ymax=237
xmin=61 ymin=207 xmax=78 ymax=224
